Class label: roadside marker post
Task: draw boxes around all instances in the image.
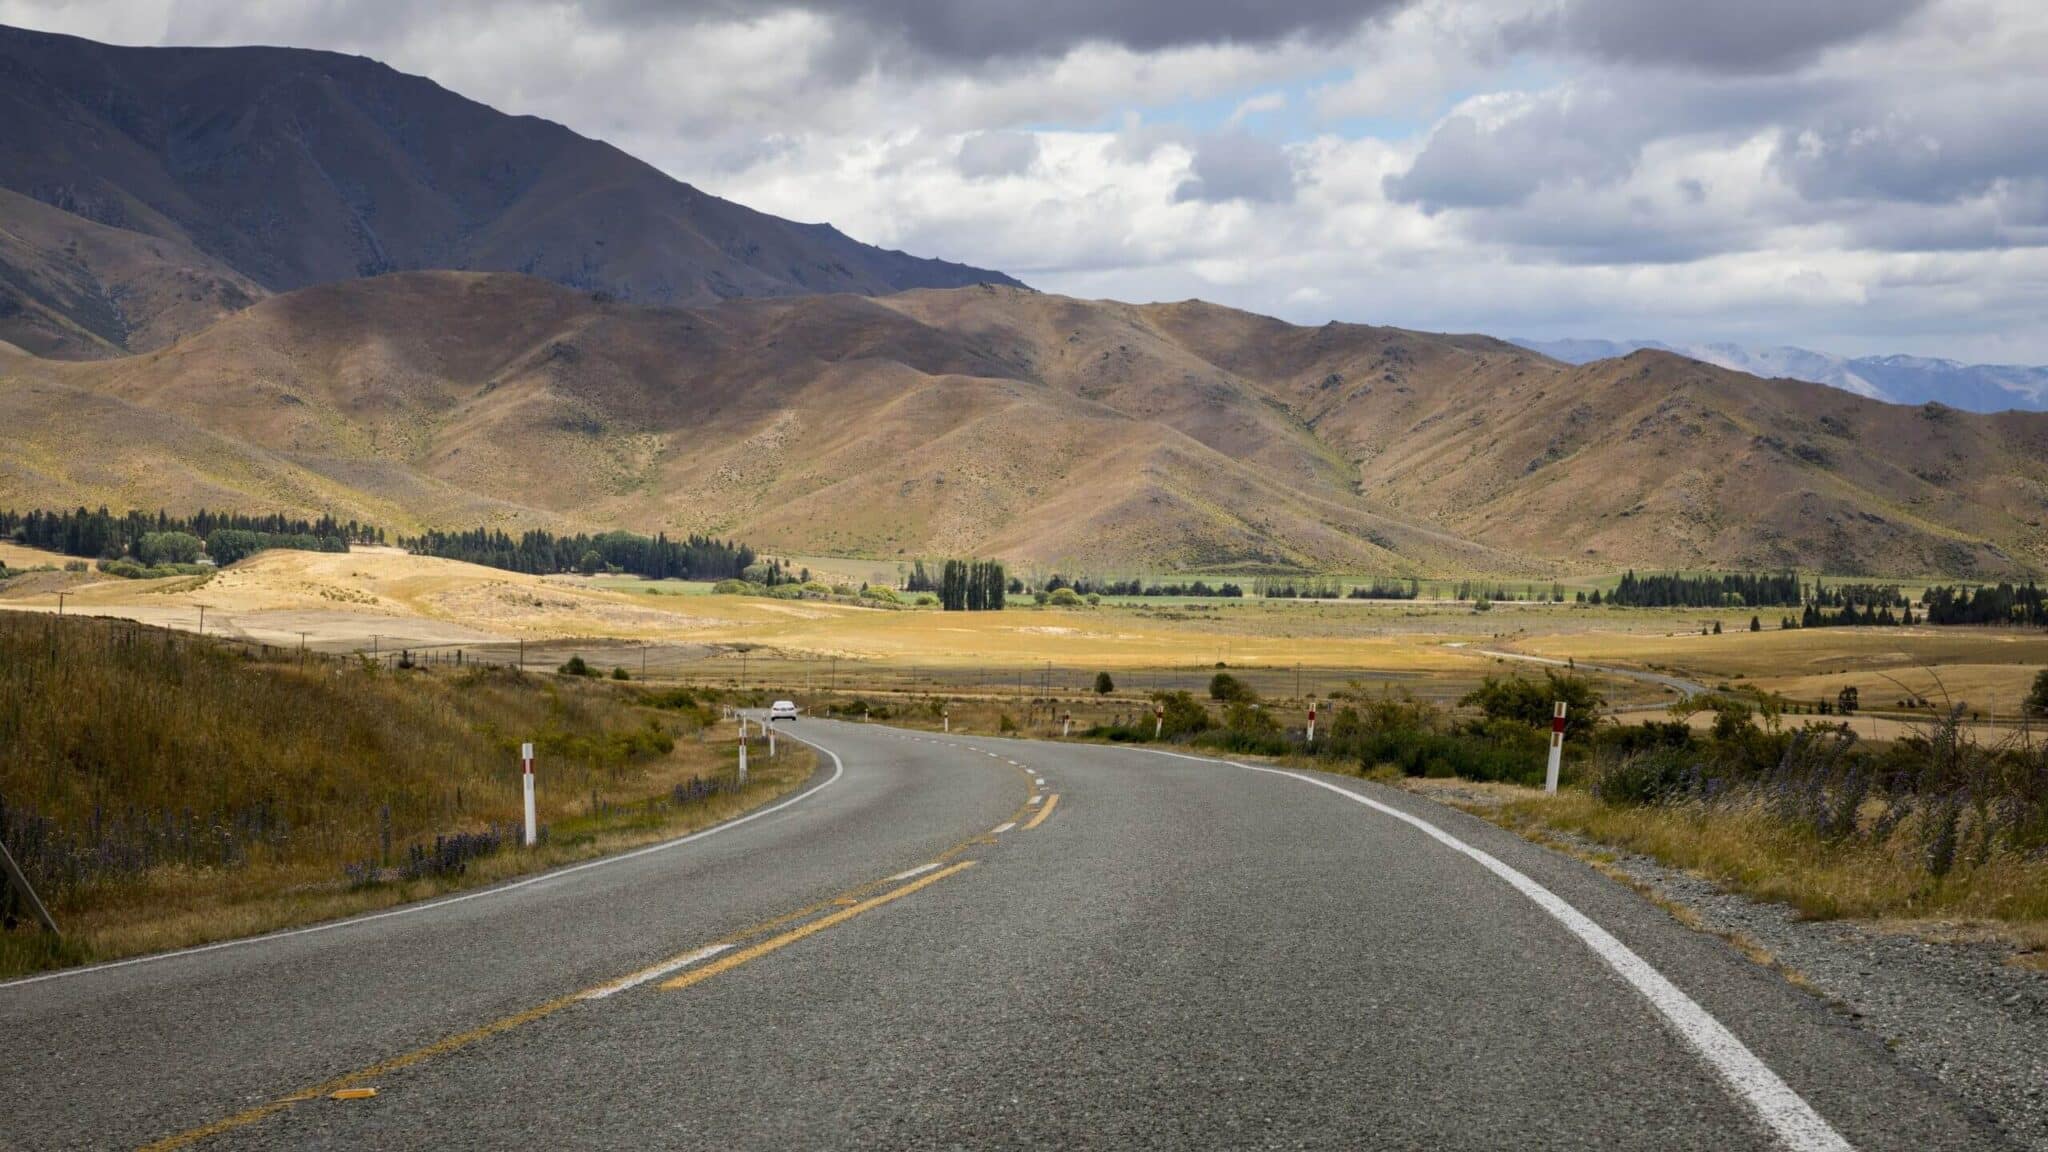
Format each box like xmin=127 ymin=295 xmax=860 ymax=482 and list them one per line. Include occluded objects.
xmin=0 ymin=834 xmax=60 ymax=936
xmin=1544 ymin=702 xmax=1567 ymax=795
xmin=769 ymin=727 xmax=776 ymax=758
xmin=738 ymin=726 xmax=749 ymax=786
xmin=943 ymin=710 xmax=950 ymax=733
xmin=1307 ymin=701 xmax=1318 ymax=746
xmin=521 ymin=742 xmax=538 ymax=847
xmin=1062 ymin=712 xmax=1072 ymax=737
xmin=1154 ymin=703 xmax=1164 ymax=740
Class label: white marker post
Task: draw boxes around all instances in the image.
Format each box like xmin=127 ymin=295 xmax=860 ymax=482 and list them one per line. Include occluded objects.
xmin=1544 ymin=701 xmax=1567 ymax=795
xmin=943 ymin=710 xmax=950 ymax=733
xmin=1154 ymin=703 xmax=1164 ymax=740
xmin=769 ymin=726 xmax=777 ymax=758
xmin=521 ymin=742 xmax=537 ymax=846
xmin=1307 ymin=701 xmax=1317 ymax=746
xmin=1062 ymin=712 xmax=1072 ymax=738
xmin=738 ymin=726 xmax=749 ymax=787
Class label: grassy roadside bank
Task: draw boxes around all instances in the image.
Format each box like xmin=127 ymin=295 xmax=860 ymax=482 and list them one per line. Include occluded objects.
xmin=0 ymin=616 xmax=815 ymax=978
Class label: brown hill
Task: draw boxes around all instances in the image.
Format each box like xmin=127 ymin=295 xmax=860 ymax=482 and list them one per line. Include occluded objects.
xmin=0 ymin=24 xmax=1019 ymax=359
xmin=3 ymin=272 xmax=2043 ymax=578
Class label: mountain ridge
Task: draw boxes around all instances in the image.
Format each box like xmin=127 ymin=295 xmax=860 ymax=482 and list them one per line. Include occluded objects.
xmin=0 ymin=23 xmax=1021 ymax=360
xmin=1513 ymin=337 xmax=2048 ymax=413
xmin=3 ymin=271 xmax=2043 ymax=579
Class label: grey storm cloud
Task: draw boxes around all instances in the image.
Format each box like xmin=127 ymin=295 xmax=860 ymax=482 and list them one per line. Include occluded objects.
xmin=1519 ymin=0 xmax=1929 ymax=73
xmin=956 ymin=130 xmax=1040 ymax=179
xmin=585 ymin=0 xmax=1405 ymax=60
xmin=1174 ymin=133 xmax=1297 ymax=204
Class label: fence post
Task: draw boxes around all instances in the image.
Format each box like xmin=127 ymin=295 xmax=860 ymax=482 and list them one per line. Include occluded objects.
xmin=0 ymin=835 xmax=60 ymax=936
xmin=521 ymin=742 xmax=538 ymax=846
xmin=1545 ymin=702 xmax=1567 ymax=795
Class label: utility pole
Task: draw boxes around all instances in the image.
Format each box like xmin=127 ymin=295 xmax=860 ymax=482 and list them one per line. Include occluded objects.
xmin=55 ymin=592 xmax=66 ymax=617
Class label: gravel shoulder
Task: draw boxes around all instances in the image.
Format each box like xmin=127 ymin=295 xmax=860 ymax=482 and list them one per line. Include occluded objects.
xmin=1409 ymin=778 xmax=2048 ymax=1151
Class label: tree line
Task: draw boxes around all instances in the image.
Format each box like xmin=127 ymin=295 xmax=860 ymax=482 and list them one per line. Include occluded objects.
xmin=1 ymin=507 xmax=374 ymax=564
xmin=399 ymin=527 xmax=754 ymax=580
xmin=1919 ymin=582 xmax=2048 ymax=627
xmin=938 ymin=559 xmax=1006 ymax=611
xmin=1607 ymin=570 xmax=1804 ymax=608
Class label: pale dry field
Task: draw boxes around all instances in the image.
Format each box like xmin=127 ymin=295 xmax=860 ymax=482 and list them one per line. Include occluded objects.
xmin=4 ymin=544 xmax=2040 ymax=717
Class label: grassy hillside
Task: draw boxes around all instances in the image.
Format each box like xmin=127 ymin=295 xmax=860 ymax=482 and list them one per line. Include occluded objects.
xmin=0 ymin=22 xmax=1017 ymax=357
xmin=3 ymin=272 xmax=2044 ymax=577
xmin=0 ymin=614 xmax=811 ymax=976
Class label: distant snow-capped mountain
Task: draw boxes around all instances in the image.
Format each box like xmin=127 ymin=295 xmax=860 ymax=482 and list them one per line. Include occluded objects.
xmin=1511 ymin=338 xmax=2048 ymax=413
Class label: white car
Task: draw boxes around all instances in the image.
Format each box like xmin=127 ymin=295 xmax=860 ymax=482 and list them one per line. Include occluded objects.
xmin=768 ymin=700 xmax=800 ymax=722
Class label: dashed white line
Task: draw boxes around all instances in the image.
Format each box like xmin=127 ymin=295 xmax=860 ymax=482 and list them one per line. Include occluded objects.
xmin=1027 ymin=796 xmax=1042 ymax=805
xmin=991 ymin=822 xmax=1017 ymax=834
xmin=887 ymin=862 xmax=946 ymax=882
xmin=577 ymin=943 xmax=733 ymax=1000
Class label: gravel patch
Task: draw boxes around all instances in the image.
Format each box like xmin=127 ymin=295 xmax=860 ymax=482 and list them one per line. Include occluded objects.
xmin=1530 ymin=824 xmax=2048 ymax=1150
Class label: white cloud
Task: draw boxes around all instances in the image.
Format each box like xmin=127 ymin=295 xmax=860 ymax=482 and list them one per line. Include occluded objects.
xmin=2 ymin=0 xmax=2045 ymax=360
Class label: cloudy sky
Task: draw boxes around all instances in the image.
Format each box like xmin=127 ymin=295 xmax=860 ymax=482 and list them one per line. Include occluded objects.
xmin=7 ymin=0 xmax=2046 ymax=361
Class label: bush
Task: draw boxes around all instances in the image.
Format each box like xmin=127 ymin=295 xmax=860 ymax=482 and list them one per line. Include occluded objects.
xmin=1592 ymin=746 xmax=1695 ymax=806
xmin=860 ymin=586 xmax=902 ymax=604
xmin=559 ymin=655 xmax=595 ymax=677
xmin=1209 ymin=672 xmax=1256 ymax=703
xmin=1461 ymin=670 xmax=1603 ymax=741
xmin=710 ymin=579 xmax=752 ymax=595
xmin=1094 ymin=671 xmax=1115 ymax=695
xmin=610 ymin=666 xmax=631 ymax=680
xmin=998 ymin=713 xmax=1018 ymax=733
xmin=1049 ymin=587 xmax=1081 ymax=607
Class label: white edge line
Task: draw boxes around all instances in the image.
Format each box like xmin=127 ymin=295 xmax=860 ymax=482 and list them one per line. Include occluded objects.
xmin=1135 ymin=747 xmax=1853 ymax=1152
xmin=1 ymin=731 xmax=851 ymax=991
xmin=990 ymin=822 xmax=1017 ymax=834
xmin=887 ymin=862 xmax=945 ymax=882
xmin=576 ymin=943 xmax=733 ymax=1000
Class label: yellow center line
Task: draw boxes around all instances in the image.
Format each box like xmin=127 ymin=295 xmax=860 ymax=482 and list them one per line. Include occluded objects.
xmin=661 ymin=861 xmax=976 ymax=991
xmin=1023 ymin=793 xmax=1061 ymax=830
xmin=137 ymin=740 xmax=1034 ymax=1151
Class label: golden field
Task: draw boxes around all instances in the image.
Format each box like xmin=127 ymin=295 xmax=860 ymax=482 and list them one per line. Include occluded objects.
xmin=6 ymin=542 xmax=2042 ymax=722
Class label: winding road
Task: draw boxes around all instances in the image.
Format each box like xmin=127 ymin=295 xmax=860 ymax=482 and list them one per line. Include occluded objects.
xmin=0 ymin=720 xmax=2006 ymax=1150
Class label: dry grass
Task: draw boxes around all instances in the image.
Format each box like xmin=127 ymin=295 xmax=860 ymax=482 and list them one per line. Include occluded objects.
xmin=0 ymin=614 xmax=815 ymax=976
xmin=1480 ymin=789 xmax=2048 ymax=966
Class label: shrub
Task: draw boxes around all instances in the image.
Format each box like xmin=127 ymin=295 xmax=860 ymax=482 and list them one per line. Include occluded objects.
xmin=711 ymin=579 xmax=752 ymax=595
xmin=1592 ymin=746 xmax=1694 ymax=806
xmin=860 ymin=586 xmax=902 ymax=604
xmin=610 ymin=666 xmax=631 ymax=680
xmin=1049 ymin=587 xmax=1081 ymax=607
xmin=559 ymin=655 xmax=595 ymax=677
xmin=1461 ymin=670 xmax=1602 ymax=741
xmin=998 ymin=713 xmax=1018 ymax=733
xmin=1094 ymin=671 xmax=1115 ymax=695
xmin=1209 ymin=672 xmax=1256 ymax=703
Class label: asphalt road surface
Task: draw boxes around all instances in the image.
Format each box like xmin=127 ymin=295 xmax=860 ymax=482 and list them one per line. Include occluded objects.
xmin=0 ymin=719 xmax=2012 ymax=1150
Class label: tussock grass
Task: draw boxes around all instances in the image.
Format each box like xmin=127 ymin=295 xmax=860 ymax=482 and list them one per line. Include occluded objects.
xmin=1494 ymin=791 xmax=2048 ymax=932
xmin=0 ymin=615 xmax=813 ymax=976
